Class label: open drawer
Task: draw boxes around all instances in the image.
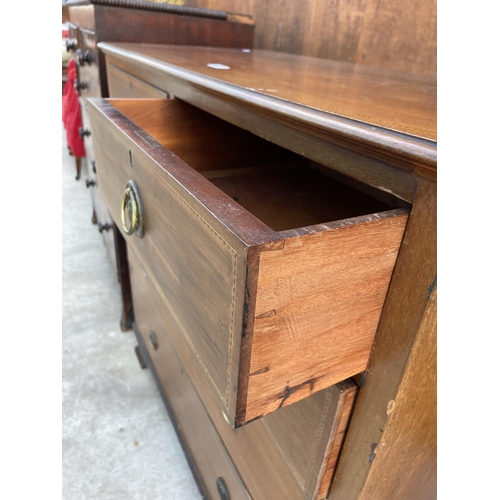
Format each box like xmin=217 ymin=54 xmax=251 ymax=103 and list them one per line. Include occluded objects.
xmin=87 ymin=98 xmax=409 ymax=426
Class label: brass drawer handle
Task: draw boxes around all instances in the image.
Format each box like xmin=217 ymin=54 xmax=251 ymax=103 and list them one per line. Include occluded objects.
xmin=120 ymin=180 xmax=144 ymax=238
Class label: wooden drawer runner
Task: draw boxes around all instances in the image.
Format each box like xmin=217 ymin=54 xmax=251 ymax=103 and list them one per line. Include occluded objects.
xmin=88 ymin=97 xmax=408 ymax=426
xmin=107 ymin=63 xmax=170 ymax=99
xmin=130 ymin=246 xmax=357 ymax=500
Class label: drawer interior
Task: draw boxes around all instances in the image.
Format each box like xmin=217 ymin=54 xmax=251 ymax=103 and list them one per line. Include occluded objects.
xmin=110 ymin=98 xmax=397 ymax=231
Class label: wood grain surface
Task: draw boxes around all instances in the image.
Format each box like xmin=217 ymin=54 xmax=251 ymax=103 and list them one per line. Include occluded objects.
xmin=241 ymin=211 xmax=408 ymax=423
xmin=180 ymin=0 xmax=436 ymax=75
xmin=99 ymin=44 xmax=436 ymax=142
xmin=359 ymin=285 xmax=436 ymax=500
xmin=68 ymin=4 xmax=95 ymax=31
xmin=88 ymin=99 xmax=250 ymax=421
xmin=328 ymin=177 xmax=436 ymax=499
xmin=130 ymin=246 xmax=358 ymax=499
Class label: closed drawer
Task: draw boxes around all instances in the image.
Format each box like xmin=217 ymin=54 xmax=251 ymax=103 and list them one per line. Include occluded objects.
xmin=132 ymin=257 xmax=251 ymax=500
xmin=130 ymin=246 xmax=357 ymax=500
xmin=80 ymin=103 xmax=117 ymax=271
xmin=76 ymin=31 xmax=99 ymax=84
xmin=75 ymin=73 xmax=101 ymax=100
xmin=67 ymin=24 xmax=80 ymax=54
xmin=88 ymin=97 xmax=408 ymax=426
xmin=107 ymin=63 xmax=170 ymax=99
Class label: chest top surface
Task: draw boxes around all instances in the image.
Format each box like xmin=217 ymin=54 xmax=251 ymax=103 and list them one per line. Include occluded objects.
xmin=99 ymin=43 xmax=436 ymax=142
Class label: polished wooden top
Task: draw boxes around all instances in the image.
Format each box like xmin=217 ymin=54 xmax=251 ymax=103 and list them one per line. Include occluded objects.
xmin=98 ymin=43 xmax=436 ymax=143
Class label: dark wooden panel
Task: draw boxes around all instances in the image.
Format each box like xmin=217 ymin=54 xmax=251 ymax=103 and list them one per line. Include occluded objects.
xmin=88 ymin=99 xmax=251 ymax=423
xmin=185 ymin=0 xmax=436 ymax=74
xmin=94 ymin=4 xmax=254 ymax=48
xmin=76 ymin=73 xmax=101 ymax=99
xmin=78 ymin=31 xmax=100 ymax=84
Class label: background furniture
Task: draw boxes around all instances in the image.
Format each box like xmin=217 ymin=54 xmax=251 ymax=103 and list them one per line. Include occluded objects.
xmin=173 ymin=0 xmax=436 ymax=75
xmin=64 ymin=0 xmax=255 ymax=330
xmin=88 ymin=42 xmax=437 ymax=499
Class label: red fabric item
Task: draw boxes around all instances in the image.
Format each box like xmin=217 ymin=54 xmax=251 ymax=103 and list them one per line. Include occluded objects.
xmin=62 ymin=59 xmax=86 ymax=158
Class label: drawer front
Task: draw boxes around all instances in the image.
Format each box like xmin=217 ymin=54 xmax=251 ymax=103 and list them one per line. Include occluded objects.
xmin=68 ymin=4 xmax=95 ymax=32
xmin=107 ymin=63 xmax=170 ymax=99
xmin=76 ymin=72 xmax=101 ymax=100
xmin=67 ymin=25 xmax=80 ymax=54
xmin=79 ymin=101 xmax=95 ymax=166
xmin=130 ymin=246 xmax=357 ymax=500
xmin=80 ymin=103 xmax=117 ymax=271
xmin=88 ymin=97 xmax=408 ymax=426
xmin=89 ymin=100 xmax=253 ymax=423
xmin=77 ymin=31 xmax=99 ymax=85
xmin=131 ymin=258 xmax=250 ymax=500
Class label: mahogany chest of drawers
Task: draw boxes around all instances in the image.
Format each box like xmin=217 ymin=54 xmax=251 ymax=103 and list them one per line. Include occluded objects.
xmin=88 ymin=43 xmax=437 ymax=499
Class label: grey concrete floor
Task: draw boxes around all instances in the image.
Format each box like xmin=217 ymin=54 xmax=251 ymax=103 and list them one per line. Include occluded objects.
xmin=62 ymin=127 xmax=202 ymax=500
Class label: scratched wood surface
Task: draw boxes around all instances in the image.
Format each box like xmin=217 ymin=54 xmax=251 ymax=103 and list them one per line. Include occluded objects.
xmin=130 ymin=246 xmax=358 ymax=499
xmin=88 ymin=97 xmax=407 ymax=426
xmin=181 ymin=0 xmax=436 ymax=75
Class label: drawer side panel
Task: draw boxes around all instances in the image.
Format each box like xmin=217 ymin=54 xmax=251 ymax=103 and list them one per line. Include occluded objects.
xmin=243 ymin=212 xmax=408 ymax=422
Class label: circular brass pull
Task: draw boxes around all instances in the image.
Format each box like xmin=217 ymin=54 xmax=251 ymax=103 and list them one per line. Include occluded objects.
xmin=120 ymin=180 xmax=144 ymax=238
